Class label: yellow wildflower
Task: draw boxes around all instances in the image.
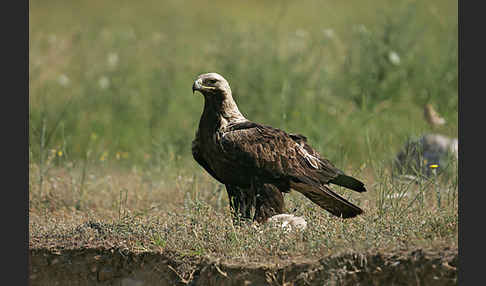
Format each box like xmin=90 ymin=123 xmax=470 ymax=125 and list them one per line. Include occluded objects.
xmin=100 ymin=151 xmax=108 ymax=162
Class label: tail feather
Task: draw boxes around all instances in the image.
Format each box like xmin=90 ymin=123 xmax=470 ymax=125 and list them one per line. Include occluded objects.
xmin=290 ymin=182 xmax=363 ymax=218
xmin=329 ymin=174 xmax=367 ymax=193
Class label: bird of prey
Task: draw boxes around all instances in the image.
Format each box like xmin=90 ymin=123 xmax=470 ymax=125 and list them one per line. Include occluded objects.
xmin=424 ymin=103 xmax=446 ymax=127
xmin=191 ymin=72 xmax=366 ymax=223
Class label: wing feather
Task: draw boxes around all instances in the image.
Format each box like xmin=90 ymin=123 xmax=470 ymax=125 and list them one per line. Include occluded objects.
xmin=291 ymin=182 xmax=363 ymax=218
xmin=221 ymin=122 xmax=341 ymax=184
xmin=222 ymin=124 xmax=298 ymax=178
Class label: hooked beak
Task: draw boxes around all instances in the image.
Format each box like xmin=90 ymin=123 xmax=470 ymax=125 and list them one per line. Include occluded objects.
xmin=192 ymin=78 xmax=202 ymax=94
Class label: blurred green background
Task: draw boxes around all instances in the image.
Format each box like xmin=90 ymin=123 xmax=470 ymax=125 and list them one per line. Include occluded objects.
xmin=29 ymin=0 xmax=457 ymax=171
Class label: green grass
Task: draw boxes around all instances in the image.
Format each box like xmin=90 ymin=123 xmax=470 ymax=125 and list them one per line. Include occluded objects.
xmin=29 ymin=0 xmax=458 ymax=262
xmin=29 ymin=0 xmax=457 ymax=166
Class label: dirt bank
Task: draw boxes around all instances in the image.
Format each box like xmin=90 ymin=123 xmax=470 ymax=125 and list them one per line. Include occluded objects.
xmin=29 ymin=246 xmax=457 ymax=286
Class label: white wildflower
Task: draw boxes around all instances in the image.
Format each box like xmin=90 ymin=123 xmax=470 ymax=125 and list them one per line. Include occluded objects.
xmin=100 ymin=28 xmax=112 ymax=41
xmin=107 ymin=52 xmax=119 ymax=68
xmin=295 ymin=29 xmax=308 ymax=38
xmin=152 ymin=32 xmax=166 ymax=43
xmin=388 ymin=51 xmax=401 ymax=66
xmin=47 ymin=34 xmax=57 ymax=45
xmin=355 ymin=24 xmax=368 ymax=34
xmin=329 ymin=107 xmax=337 ymax=115
xmin=322 ymin=28 xmax=335 ymax=39
xmin=98 ymin=76 xmax=110 ymax=89
xmin=57 ymin=74 xmax=70 ymax=87
xmin=124 ymin=28 xmax=136 ymax=40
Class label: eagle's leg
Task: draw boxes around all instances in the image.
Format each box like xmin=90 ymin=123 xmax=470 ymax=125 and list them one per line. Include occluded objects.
xmin=225 ymin=185 xmax=256 ymax=224
xmin=254 ymin=183 xmax=286 ymax=224
xmin=225 ymin=179 xmax=286 ymax=225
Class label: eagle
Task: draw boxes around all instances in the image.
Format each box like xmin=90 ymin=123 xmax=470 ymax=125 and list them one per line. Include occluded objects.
xmin=191 ymin=72 xmax=366 ymax=224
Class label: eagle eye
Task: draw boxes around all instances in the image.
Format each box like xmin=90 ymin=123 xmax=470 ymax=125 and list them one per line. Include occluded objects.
xmin=207 ymin=79 xmax=217 ymax=84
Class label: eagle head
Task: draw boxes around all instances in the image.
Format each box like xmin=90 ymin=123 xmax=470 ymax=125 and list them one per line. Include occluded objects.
xmin=192 ymin=73 xmax=232 ymax=98
xmin=192 ymin=72 xmax=245 ymax=123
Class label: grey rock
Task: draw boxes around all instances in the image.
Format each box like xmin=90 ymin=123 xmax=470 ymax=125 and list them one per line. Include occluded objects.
xmin=393 ymin=134 xmax=458 ymax=178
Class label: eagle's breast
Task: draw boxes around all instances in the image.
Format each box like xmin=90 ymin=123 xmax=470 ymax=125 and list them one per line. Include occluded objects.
xmin=198 ymin=126 xmax=250 ymax=186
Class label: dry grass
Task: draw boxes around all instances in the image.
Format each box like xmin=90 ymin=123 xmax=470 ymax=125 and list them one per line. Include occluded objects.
xmin=29 ymin=158 xmax=457 ymax=264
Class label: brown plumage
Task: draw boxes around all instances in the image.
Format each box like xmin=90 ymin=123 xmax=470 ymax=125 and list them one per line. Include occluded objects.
xmin=192 ymin=73 xmax=366 ymax=223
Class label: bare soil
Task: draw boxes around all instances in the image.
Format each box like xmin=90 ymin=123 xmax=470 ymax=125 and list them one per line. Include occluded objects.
xmin=30 ymin=246 xmax=457 ymax=286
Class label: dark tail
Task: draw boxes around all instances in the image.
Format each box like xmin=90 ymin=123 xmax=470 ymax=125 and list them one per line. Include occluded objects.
xmin=290 ymin=182 xmax=363 ymax=219
xmin=330 ymin=174 xmax=367 ymax=193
